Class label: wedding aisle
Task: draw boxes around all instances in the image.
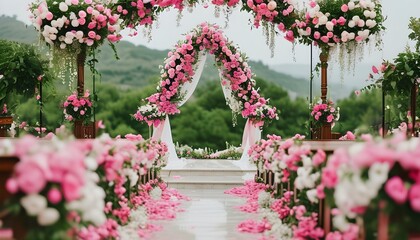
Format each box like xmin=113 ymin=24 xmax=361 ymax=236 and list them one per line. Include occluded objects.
xmin=152 ymin=188 xmax=256 ymax=240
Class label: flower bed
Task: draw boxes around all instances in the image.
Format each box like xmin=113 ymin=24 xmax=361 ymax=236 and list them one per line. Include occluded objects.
xmin=0 ymin=132 xmax=189 ymax=239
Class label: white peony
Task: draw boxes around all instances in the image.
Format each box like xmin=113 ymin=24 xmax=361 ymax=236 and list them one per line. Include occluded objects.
xmin=59 ymin=2 xmax=68 ymax=12
xmin=21 ymin=194 xmax=47 ymax=216
xmin=37 ymin=208 xmax=60 ymax=226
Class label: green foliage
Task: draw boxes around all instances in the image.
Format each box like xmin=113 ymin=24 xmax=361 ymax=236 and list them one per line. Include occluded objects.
xmin=0 ymin=39 xmax=52 ymax=107
xmin=408 ymin=17 xmax=420 ymax=52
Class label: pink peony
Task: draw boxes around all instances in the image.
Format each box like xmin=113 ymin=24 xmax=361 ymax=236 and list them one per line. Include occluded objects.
xmin=409 ymin=184 xmax=420 ymax=212
xmin=385 ymin=177 xmax=408 ymax=204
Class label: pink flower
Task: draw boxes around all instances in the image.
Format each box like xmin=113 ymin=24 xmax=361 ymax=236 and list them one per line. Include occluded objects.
xmin=385 ymin=177 xmax=408 ymax=204
xmin=321 ymin=36 xmax=329 ymax=43
xmin=409 ymin=184 xmax=420 ymax=212
xmin=62 ymin=174 xmax=82 ymax=202
xmin=80 ymin=110 xmax=85 ymax=116
xmin=327 ymin=114 xmax=334 ymax=123
xmin=322 ymin=168 xmax=338 ymax=188
xmin=15 ymin=160 xmax=47 ymax=194
xmin=314 ymin=31 xmax=321 ymax=39
xmin=5 ymin=179 xmax=18 ymax=194
xmin=313 ymin=149 xmax=326 ymax=166
xmin=372 ymin=65 xmax=379 ymax=74
xmin=88 ymin=31 xmax=96 ymax=39
xmin=355 ymin=90 xmax=361 ymax=96
xmin=48 ymin=188 xmax=62 ymax=204
xmin=341 ymin=4 xmax=349 ymax=12
xmin=78 ymin=10 xmax=87 ymax=18
xmin=45 ymin=12 xmax=53 ymax=21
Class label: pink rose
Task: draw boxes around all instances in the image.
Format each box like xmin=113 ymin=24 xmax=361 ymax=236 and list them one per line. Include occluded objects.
xmin=15 ymin=160 xmax=47 ymax=194
xmin=313 ymin=149 xmax=326 ymax=166
xmin=327 ymin=114 xmax=334 ymax=123
xmin=372 ymin=65 xmax=379 ymax=74
xmin=88 ymin=31 xmax=96 ymax=39
xmin=78 ymin=10 xmax=87 ymax=18
xmin=341 ymin=4 xmax=349 ymax=12
xmin=48 ymin=188 xmax=62 ymax=204
xmin=314 ymin=31 xmax=321 ymax=40
xmin=322 ymin=168 xmax=338 ymax=188
xmin=385 ymin=177 xmax=408 ymax=204
xmin=321 ymin=36 xmax=329 ymax=43
xmin=62 ymin=174 xmax=82 ymax=201
xmin=409 ymin=184 xmax=420 ymax=212
xmin=45 ymin=12 xmax=53 ymax=21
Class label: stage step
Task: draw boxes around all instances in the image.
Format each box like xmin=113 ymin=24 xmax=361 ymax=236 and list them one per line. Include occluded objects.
xmin=161 ymin=159 xmax=256 ymax=189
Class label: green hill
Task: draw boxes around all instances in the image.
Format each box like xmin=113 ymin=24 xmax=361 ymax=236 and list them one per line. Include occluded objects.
xmin=0 ymin=15 xmax=349 ymax=99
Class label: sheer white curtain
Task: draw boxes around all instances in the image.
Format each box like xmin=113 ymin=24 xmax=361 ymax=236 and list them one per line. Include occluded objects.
xmin=153 ymin=51 xmax=207 ymax=168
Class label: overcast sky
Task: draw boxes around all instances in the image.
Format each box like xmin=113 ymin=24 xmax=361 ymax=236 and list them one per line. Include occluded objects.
xmin=0 ymin=0 xmax=419 ymax=66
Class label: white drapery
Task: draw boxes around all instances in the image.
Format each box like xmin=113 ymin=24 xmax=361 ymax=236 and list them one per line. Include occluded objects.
xmin=152 ymin=51 xmax=260 ymax=170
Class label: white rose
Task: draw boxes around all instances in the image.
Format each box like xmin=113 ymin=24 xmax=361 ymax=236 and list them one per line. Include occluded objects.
xmin=348 ymin=20 xmax=356 ymax=28
xmin=363 ymin=10 xmax=371 ymax=18
xmin=348 ymin=32 xmax=356 ymax=40
xmin=85 ymin=156 xmax=98 ymax=170
xmin=49 ymin=34 xmax=57 ymax=41
xmin=21 ymin=194 xmax=47 ymax=216
xmin=369 ymin=11 xmax=376 ymax=19
xmin=368 ymin=162 xmax=389 ymax=188
xmin=75 ymin=31 xmax=83 ymax=39
xmin=69 ymin=12 xmax=77 ymax=20
xmin=333 ymin=214 xmax=350 ymax=232
xmin=59 ymin=2 xmax=68 ymax=12
xmin=56 ymin=18 xmax=64 ymax=28
xmin=319 ymin=15 xmax=328 ymax=25
xmin=352 ymin=15 xmax=360 ymax=22
xmin=60 ymin=43 xmax=66 ymax=49
xmin=348 ymin=1 xmax=355 ymax=10
xmin=358 ymin=19 xmax=365 ymax=27
xmin=368 ymin=2 xmax=375 ymax=10
xmin=71 ymin=19 xmax=79 ymax=27
xmin=326 ymin=21 xmax=334 ymax=31
xmin=65 ymin=0 xmax=72 ymax=5
xmin=306 ymin=189 xmax=318 ymax=203
xmin=366 ymin=19 xmax=377 ymax=28
xmin=359 ymin=0 xmax=368 ymax=8
xmin=37 ymin=208 xmax=60 ymax=226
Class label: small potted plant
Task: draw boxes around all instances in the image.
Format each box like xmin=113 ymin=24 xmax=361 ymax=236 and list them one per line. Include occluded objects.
xmin=63 ymin=90 xmax=94 ymax=138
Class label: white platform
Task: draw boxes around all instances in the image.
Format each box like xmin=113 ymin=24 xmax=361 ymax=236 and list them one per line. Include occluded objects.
xmin=161 ymin=159 xmax=256 ymax=189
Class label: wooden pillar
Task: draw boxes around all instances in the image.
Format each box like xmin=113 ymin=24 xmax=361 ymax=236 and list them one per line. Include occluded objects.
xmin=320 ymin=50 xmax=329 ymax=103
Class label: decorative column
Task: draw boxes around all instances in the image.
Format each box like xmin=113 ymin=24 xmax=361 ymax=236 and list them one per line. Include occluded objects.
xmin=74 ymin=49 xmax=95 ymax=139
xmin=314 ymin=49 xmax=332 ymax=140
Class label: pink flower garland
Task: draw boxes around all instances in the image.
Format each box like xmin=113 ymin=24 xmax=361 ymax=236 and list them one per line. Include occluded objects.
xmin=135 ymin=23 xmax=278 ymax=127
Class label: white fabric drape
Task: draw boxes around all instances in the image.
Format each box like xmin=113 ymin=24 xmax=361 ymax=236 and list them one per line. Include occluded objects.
xmin=153 ymin=52 xmax=207 ymax=168
xmin=235 ymin=119 xmax=261 ymax=169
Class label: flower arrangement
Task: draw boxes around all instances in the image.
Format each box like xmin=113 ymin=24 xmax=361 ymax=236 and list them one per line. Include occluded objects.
xmin=29 ymin=0 xmax=122 ymax=51
xmin=135 ymin=23 xmax=278 ymax=128
xmin=321 ymin=134 xmax=420 ymax=239
xmin=63 ymin=90 xmax=93 ymax=124
xmin=310 ymin=98 xmax=339 ymax=128
xmin=4 ymin=135 xmax=107 ymax=239
xmin=176 ymin=142 xmax=243 ymax=159
xmin=133 ymin=103 xmax=166 ymax=127
xmin=294 ymin=0 xmax=385 ymax=51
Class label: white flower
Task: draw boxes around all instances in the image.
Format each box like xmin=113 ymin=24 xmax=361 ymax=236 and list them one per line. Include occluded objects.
xmin=65 ymin=0 xmax=72 ymax=5
xmin=71 ymin=19 xmax=80 ymax=27
xmin=75 ymin=31 xmax=84 ymax=39
xmin=143 ymin=0 xmax=151 ymax=3
xmin=352 ymin=15 xmax=360 ymax=23
xmin=348 ymin=1 xmax=355 ymax=10
xmin=0 ymin=139 xmax=14 ymax=155
xmin=333 ymin=214 xmax=350 ymax=232
xmin=37 ymin=208 xmax=60 ymax=226
xmin=306 ymin=189 xmax=318 ymax=203
xmin=348 ymin=32 xmax=356 ymax=40
xmin=21 ymin=194 xmax=47 ymax=216
xmin=56 ymin=18 xmax=65 ymax=28
xmin=326 ymin=21 xmax=334 ymax=31
xmin=258 ymin=191 xmax=272 ymax=208
xmin=367 ymin=162 xmax=389 ymax=189
xmin=358 ymin=19 xmax=365 ymax=27
xmin=363 ymin=10 xmax=371 ymax=18
xmin=366 ymin=19 xmax=377 ymax=28
xmin=59 ymin=2 xmax=68 ymax=12
xmin=83 ymin=209 xmax=106 ymax=226
xmin=60 ymin=43 xmax=66 ymax=49
xmin=348 ymin=20 xmax=356 ymax=28
xmin=301 ymin=156 xmax=312 ymax=169
xmin=65 ymin=37 xmax=73 ymax=45
xmin=348 ymin=143 xmax=364 ymax=157
xmin=150 ymin=187 xmax=162 ymax=200
xmin=85 ymin=156 xmax=98 ymax=170
xmin=318 ymin=15 xmax=328 ymax=25
xmin=122 ymin=169 xmax=139 ymax=188
xmin=369 ymin=11 xmax=376 ymax=19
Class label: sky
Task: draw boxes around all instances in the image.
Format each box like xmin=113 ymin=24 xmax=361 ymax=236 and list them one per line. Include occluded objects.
xmin=0 ymin=0 xmax=419 ymax=67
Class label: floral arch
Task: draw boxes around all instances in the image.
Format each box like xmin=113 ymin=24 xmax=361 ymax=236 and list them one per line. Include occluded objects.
xmin=134 ymin=23 xmax=278 ymax=168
